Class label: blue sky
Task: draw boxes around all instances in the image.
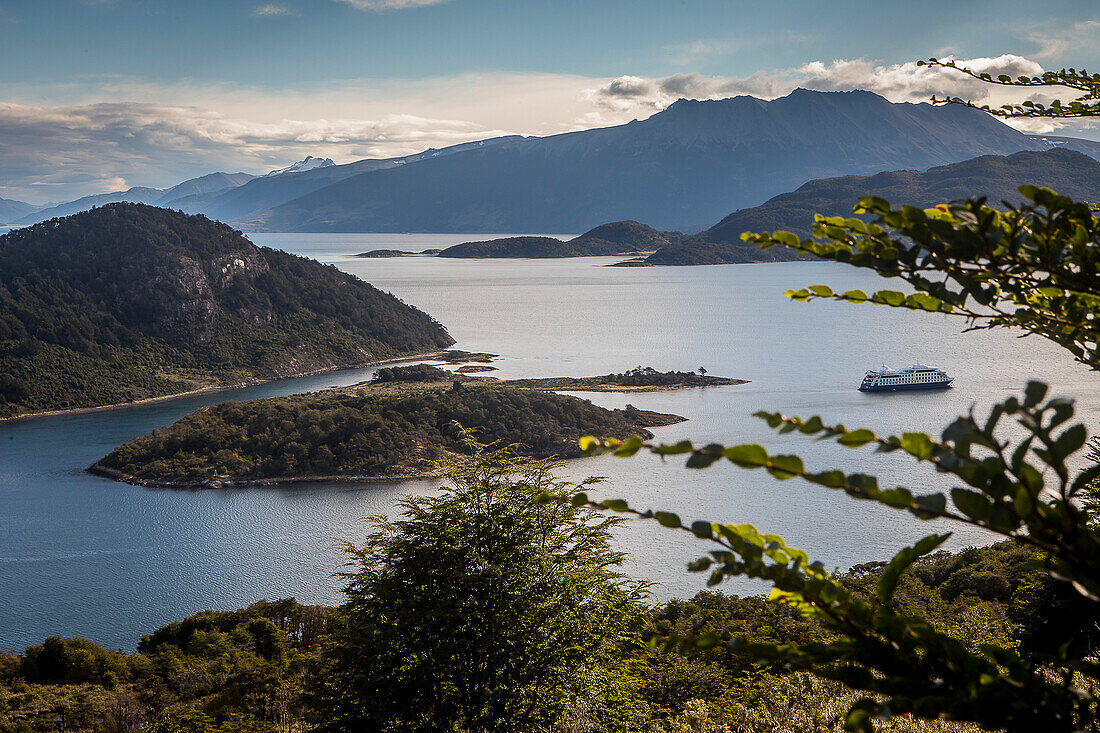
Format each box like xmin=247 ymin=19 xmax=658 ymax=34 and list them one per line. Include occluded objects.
xmin=0 ymin=0 xmax=1097 ymax=202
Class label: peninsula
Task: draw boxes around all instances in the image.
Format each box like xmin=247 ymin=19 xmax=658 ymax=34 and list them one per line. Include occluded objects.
xmin=90 ymin=365 xmax=685 ymax=489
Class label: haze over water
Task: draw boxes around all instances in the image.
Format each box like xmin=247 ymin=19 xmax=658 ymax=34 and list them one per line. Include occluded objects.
xmin=2 ymin=232 xmax=1097 ymax=651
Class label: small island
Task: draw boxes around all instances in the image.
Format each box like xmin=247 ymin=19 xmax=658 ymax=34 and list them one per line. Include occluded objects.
xmin=90 ymin=365 xmax=684 ymax=489
xmin=507 ymin=366 xmax=748 ymax=392
xmin=354 ymin=248 xmax=442 ymax=257
xmin=437 ymin=221 xmax=686 ymax=259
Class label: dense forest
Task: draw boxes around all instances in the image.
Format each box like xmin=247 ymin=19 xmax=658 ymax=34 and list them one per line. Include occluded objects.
xmin=1 ymin=540 xmax=1080 ymax=732
xmin=93 ymin=366 xmax=682 ymax=486
xmin=0 ymin=204 xmax=453 ymax=418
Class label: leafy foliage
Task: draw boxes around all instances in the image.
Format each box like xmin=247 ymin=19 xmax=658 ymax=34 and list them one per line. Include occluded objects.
xmin=303 ymin=445 xmax=647 ymax=733
xmin=0 ymin=599 xmax=333 ymax=733
xmin=0 ymin=203 xmax=453 ymax=417
xmin=569 ymin=63 xmax=1100 ymax=732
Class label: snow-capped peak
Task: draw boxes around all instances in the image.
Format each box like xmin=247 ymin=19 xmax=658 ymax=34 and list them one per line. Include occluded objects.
xmin=263 ymin=156 xmax=335 ymax=177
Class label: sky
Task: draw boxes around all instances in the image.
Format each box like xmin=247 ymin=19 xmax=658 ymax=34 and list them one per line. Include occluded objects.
xmin=0 ymin=0 xmax=1098 ymax=203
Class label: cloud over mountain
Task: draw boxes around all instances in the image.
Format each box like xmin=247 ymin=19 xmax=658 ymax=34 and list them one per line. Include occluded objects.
xmin=0 ymin=101 xmax=507 ymax=202
xmin=1 ymin=55 xmax=1094 ymax=203
xmin=587 ymin=55 xmax=1056 ymax=120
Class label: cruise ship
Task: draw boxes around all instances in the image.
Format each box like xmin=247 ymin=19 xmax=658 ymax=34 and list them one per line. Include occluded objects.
xmin=858 ymin=364 xmax=954 ymax=392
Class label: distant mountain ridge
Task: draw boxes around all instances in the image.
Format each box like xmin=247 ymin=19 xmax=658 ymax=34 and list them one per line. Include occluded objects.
xmin=0 ymin=196 xmax=39 ymax=224
xmin=14 ymin=171 xmax=257 ymax=225
xmin=8 ymin=141 xmax=530 ymax=227
xmin=181 ymin=136 xmax=525 ymax=224
xmin=1029 ymin=134 xmax=1100 ymax=160
xmin=264 ymin=156 xmax=335 ymax=177
xmin=645 ymin=148 xmax=1100 ymax=265
xmin=238 ymin=89 xmax=1048 ymax=234
xmin=0 ymin=204 xmax=453 ymax=418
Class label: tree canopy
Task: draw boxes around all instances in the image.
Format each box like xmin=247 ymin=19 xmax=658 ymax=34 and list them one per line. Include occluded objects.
xmin=304 ymin=445 xmax=646 ymax=733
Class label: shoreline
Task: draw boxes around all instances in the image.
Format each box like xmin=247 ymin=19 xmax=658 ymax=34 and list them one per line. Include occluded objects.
xmin=0 ymin=350 xmax=451 ymax=425
xmin=513 ymin=377 xmax=750 ymax=393
xmin=87 ymin=462 xmax=447 ymax=489
xmin=88 ymin=406 xmax=687 ymax=490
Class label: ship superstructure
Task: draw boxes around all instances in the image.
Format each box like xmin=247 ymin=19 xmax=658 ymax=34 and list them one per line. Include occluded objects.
xmin=858 ymin=364 xmax=953 ymax=392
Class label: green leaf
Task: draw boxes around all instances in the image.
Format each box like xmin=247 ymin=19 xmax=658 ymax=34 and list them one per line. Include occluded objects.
xmin=872 ymin=289 xmax=906 ymax=307
xmin=613 ymin=435 xmax=643 ymax=457
xmin=686 ymin=450 xmax=722 ymax=469
xmin=807 ymin=470 xmax=847 ymax=488
xmin=1053 ymin=424 xmax=1087 ymax=459
xmin=900 ymin=432 xmax=935 ymax=460
xmin=838 ymin=429 xmax=876 ymax=447
xmin=1024 ymin=380 xmax=1048 ymax=408
xmin=877 ymin=534 xmax=950 ymax=604
xmin=691 ymin=520 xmax=714 ymax=539
xmin=723 ymin=444 xmax=769 ymax=468
xmin=876 ymin=487 xmax=914 ymax=508
xmin=655 ymin=440 xmax=693 ymax=455
xmin=772 ymin=230 xmax=800 ymax=248
xmin=911 ymin=493 xmax=947 ymax=518
xmin=654 ymin=511 xmax=681 ymax=528
xmin=809 ymin=284 xmax=834 ymax=297
xmin=1013 ymin=485 xmax=1034 ymax=517
xmin=767 ymin=454 xmax=804 ymax=479
xmin=786 ymin=288 xmax=812 ymax=302
xmin=693 ymin=632 xmax=719 ymax=649
xmin=951 ymin=488 xmax=992 ymax=521
xmin=601 ymin=499 xmax=629 ymax=512
xmin=687 ymin=556 xmax=712 ymax=572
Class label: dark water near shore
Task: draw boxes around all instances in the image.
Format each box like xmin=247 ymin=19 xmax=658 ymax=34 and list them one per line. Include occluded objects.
xmin=3 ymin=232 xmax=1098 ymax=651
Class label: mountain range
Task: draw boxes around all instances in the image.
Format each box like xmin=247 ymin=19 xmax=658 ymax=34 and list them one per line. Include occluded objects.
xmin=9 ymin=89 xmax=1089 ymax=232
xmin=263 ymin=156 xmax=335 ymax=177
xmin=237 ymin=89 xmax=1050 ymax=234
xmin=7 ymin=172 xmax=258 ymax=225
xmin=0 ymin=197 xmax=39 ymax=224
xmin=436 ymin=148 xmax=1100 ymax=266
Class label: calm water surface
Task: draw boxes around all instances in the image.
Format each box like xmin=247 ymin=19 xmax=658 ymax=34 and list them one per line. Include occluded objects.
xmin=2 ymin=232 xmax=1098 ymax=651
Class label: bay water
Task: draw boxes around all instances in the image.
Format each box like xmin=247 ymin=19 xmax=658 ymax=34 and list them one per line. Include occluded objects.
xmin=2 ymin=232 xmax=1097 ymax=651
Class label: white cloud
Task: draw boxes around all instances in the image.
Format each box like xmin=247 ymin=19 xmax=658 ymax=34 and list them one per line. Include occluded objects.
xmin=1026 ymin=20 xmax=1100 ymax=62
xmin=253 ymin=4 xmax=298 ymax=17
xmin=585 ymin=55 xmax=1086 ymax=134
xmin=0 ymin=100 xmax=511 ymax=202
xmin=333 ymin=0 xmax=453 ymax=10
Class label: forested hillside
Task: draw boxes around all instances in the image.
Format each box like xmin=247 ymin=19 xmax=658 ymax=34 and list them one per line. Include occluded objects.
xmin=0 ymin=204 xmax=453 ymax=418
